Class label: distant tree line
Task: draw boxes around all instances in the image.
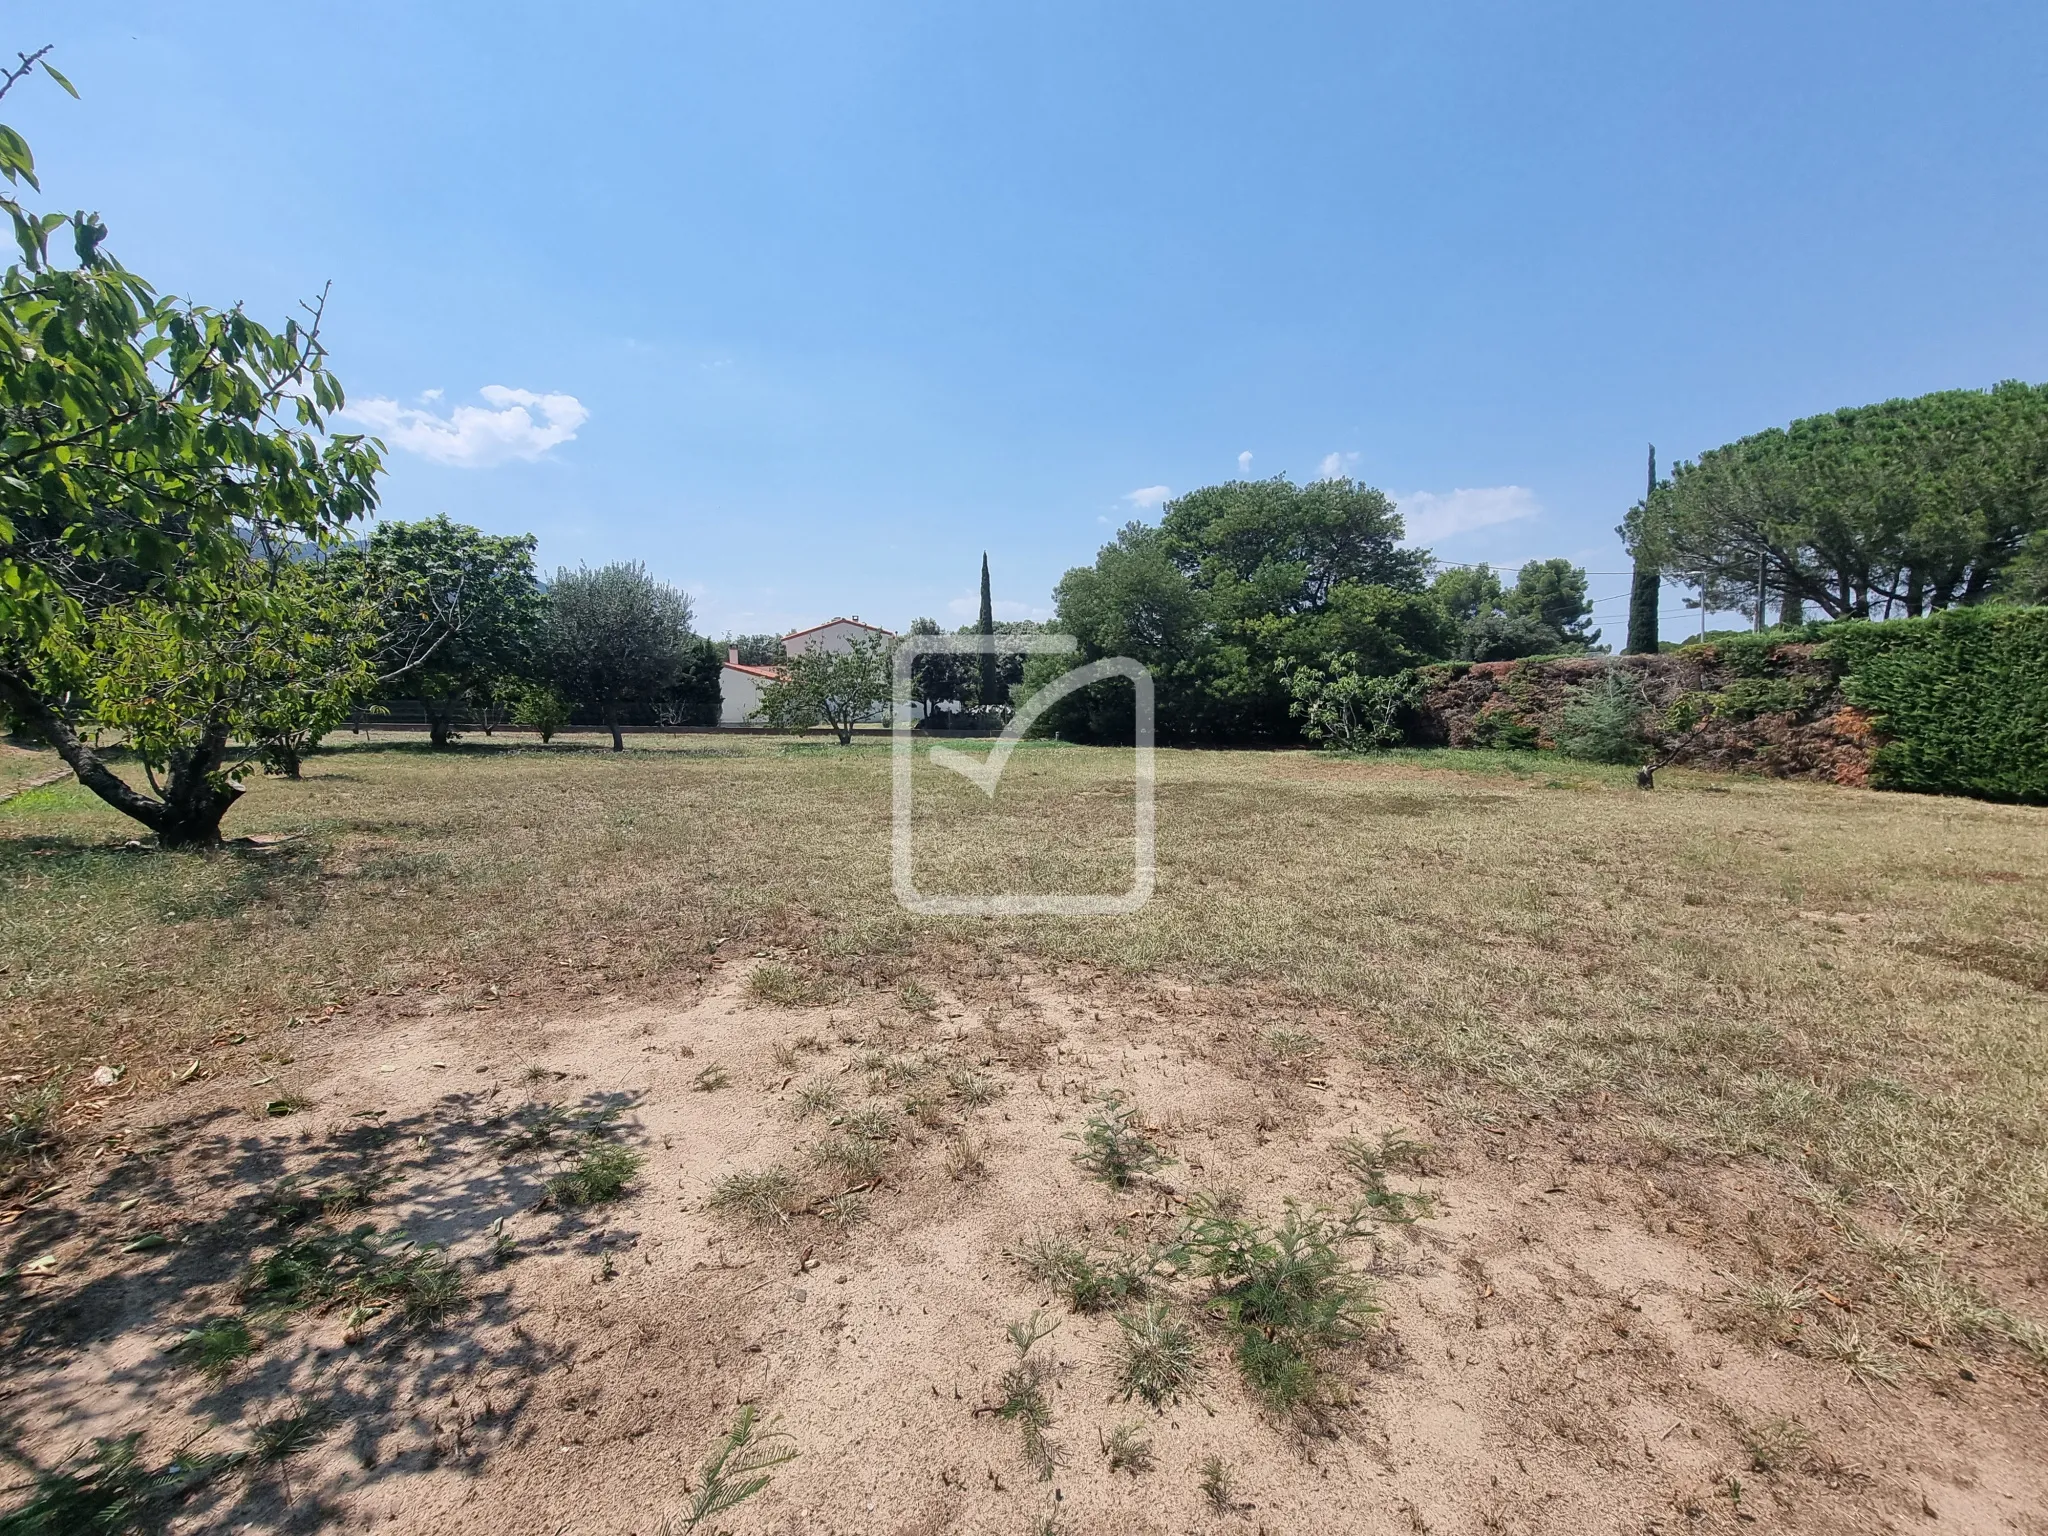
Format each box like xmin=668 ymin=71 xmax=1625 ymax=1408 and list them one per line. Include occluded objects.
xmin=342 ymin=516 xmax=722 ymax=752
xmin=1018 ymin=477 xmax=1602 ymax=745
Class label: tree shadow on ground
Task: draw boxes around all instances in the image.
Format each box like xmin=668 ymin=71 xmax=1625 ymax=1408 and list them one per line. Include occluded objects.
xmin=0 ymin=836 xmax=325 ymax=926
xmin=0 ymin=1086 xmax=647 ymax=1531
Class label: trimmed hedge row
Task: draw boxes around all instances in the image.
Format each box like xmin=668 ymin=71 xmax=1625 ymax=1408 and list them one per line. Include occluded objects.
xmin=1830 ymin=607 xmax=2048 ymax=804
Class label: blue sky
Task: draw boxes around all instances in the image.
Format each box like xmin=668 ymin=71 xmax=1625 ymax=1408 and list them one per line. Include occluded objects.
xmin=17 ymin=3 xmax=2047 ymax=640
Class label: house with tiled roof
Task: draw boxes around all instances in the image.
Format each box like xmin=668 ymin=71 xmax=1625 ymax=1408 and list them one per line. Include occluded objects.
xmin=718 ymin=617 xmax=897 ymax=725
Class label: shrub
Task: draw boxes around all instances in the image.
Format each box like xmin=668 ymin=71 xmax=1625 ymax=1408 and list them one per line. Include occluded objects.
xmin=1552 ymin=667 xmax=1649 ymax=764
xmin=1467 ymin=706 xmax=1540 ymax=751
xmin=1833 ymin=607 xmax=2048 ymax=803
xmin=511 ymin=683 xmax=573 ymax=743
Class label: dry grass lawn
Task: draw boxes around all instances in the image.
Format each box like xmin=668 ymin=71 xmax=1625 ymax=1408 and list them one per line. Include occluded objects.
xmin=2 ymin=732 xmax=2044 ymax=1532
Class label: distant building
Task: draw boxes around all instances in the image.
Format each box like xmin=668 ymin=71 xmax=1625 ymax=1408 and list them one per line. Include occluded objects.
xmin=719 ymin=617 xmax=897 ymax=726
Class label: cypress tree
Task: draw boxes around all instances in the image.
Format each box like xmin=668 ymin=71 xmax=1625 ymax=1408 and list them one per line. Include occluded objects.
xmin=1626 ymin=444 xmax=1662 ymax=654
xmin=978 ymin=552 xmax=1003 ymax=707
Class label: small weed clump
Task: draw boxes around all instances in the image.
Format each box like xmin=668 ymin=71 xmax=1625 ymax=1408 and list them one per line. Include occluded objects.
xmin=821 ymin=1190 xmax=869 ymax=1228
xmin=947 ymin=1069 xmax=1005 ymax=1107
xmin=660 ymin=1405 xmax=797 ymax=1533
xmin=747 ymin=962 xmax=834 ymax=1008
xmin=944 ymin=1131 xmax=988 ymax=1182
xmin=1740 ymin=1416 xmax=1811 ymax=1474
xmin=691 ymin=1064 xmax=731 ymax=1092
xmin=709 ymin=1166 xmax=804 ymax=1225
xmin=496 ymin=1101 xmax=620 ymax=1155
xmin=793 ymin=1079 xmax=842 ymax=1119
xmin=1100 ymin=1421 xmax=1154 ymax=1474
xmin=1 ymin=1082 xmax=60 ymax=1167
xmin=1263 ymin=1028 xmax=1323 ymax=1063
xmin=238 ymin=1224 xmax=466 ymax=1328
xmin=1811 ymin=1324 xmax=1902 ymax=1386
xmin=1014 ymin=1234 xmax=1151 ymax=1314
xmin=548 ymin=1144 xmax=644 ymax=1207
xmin=1197 ymin=1455 xmax=1239 ymax=1511
xmin=813 ymin=1135 xmax=886 ymax=1186
xmin=168 ymin=1317 xmax=255 ymax=1380
xmin=248 ymin=1403 xmax=335 ymax=1498
xmin=1110 ymin=1303 xmax=1199 ymax=1407
xmin=1336 ymin=1131 xmax=1439 ymax=1223
xmin=843 ymin=1105 xmax=896 ymax=1142
xmin=0 ymin=1434 xmax=241 ymax=1536
xmin=899 ymin=979 xmax=938 ymax=1015
xmin=1172 ymin=1199 xmax=1380 ymax=1415
xmin=992 ymin=1312 xmax=1064 ymax=1480
xmin=1069 ymin=1095 xmax=1172 ymax=1189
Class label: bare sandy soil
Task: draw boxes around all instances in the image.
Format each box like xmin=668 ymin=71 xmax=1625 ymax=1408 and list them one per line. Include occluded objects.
xmin=5 ymin=962 xmax=2044 ymax=1535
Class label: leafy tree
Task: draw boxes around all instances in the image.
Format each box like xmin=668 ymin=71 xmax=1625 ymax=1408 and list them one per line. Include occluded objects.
xmin=1287 ymin=660 xmax=1419 ymax=750
xmin=1035 ymin=480 xmax=1448 ymax=743
xmin=0 ymin=54 xmax=383 ymax=845
xmin=658 ymin=638 xmax=723 ymax=727
xmin=509 ymin=682 xmax=571 ymax=743
xmin=339 ymin=517 xmax=540 ymax=746
xmin=1431 ymin=560 xmax=1596 ymax=660
xmin=1995 ymin=529 xmax=2048 ymax=606
xmin=1429 ymin=565 xmax=1504 ymax=623
xmin=79 ymin=555 xmax=376 ymax=790
xmin=722 ymin=632 xmax=783 ymax=666
xmin=1158 ymin=476 xmax=1428 ymax=606
xmin=906 ymin=616 xmax=965 ymax=721
xmin=1623 ymin=383 xmax=2048 ymax=620
xmin=753 ymin=633 xmax=894 ymax=744
xmin=541 ymin=562 xmax=695 ymax=751
xmin=1503 ymin=559 xmax=1599 ymax=648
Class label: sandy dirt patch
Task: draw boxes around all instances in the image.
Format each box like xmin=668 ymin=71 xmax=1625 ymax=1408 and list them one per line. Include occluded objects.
xmin=5 ymin=966 xmax=2043 ymax=1534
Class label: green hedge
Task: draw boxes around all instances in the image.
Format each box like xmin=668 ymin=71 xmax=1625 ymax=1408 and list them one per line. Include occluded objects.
xmin=1831 ymin=607 xmax=2048 ymax=803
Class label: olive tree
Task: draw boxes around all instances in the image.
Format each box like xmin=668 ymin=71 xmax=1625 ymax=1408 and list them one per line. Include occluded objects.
xmin=542 ymin=562 xmax=695 ymax=750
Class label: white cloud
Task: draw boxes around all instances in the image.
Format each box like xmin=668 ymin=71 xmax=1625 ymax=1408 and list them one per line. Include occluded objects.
xmin=1395 ymin=485 xmax=1541 ymax=542
xmin=1123 ymin=484 xmax=1170 ymax=511
xmin=1317 ymin=451 xmax=1360 ymax=480
xmin=1237 ymin=450 xmax=1254 ymax=475
xmin=345 ymin=385 xmax=589 ymax=468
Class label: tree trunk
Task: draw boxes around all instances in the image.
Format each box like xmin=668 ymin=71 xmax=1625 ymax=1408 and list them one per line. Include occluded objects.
xmin=0 ymin=671 xmax=239 ymax=846
xmin=606 ymin=708 xmax=624 ymax=752
xmin=155 ymin=728 xmax=243 ymax=847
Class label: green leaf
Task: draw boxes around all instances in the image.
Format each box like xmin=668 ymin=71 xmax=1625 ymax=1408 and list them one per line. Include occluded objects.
xmin=41 ymin=62 xmax=80 ymax=99
xmin=123 ymin=1232 xmax=171 ymax=1253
